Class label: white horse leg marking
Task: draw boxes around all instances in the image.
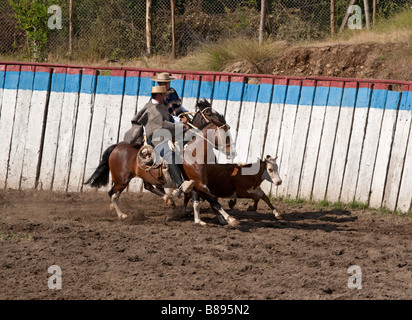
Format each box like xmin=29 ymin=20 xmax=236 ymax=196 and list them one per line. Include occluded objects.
xmin=111 ymin=192 xmax=127 ymax=219
xmin=193 ymin=198 xmax=206 ymax=226
xmin=149 ymin=187 xmax=175 ymax=206
xmin=215 ymin=206 xmax=239 ymax=227
xmin=191 ymin=192 xmax=206 ymax=226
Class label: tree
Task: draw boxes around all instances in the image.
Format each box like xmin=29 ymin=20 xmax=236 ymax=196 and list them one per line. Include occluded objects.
xmin=9 ymin=0 xmax=51 ymax=61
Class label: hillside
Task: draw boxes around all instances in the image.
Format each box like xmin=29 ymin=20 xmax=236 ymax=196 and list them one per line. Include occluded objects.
xmin=221 ymin=42 xmax=412 ymax=82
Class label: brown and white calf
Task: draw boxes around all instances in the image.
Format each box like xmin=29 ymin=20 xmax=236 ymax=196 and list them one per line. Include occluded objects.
xmin=183 ymin=155 xmax=282 ymax=225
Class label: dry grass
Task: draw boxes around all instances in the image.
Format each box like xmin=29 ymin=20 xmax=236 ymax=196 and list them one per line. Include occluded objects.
xmin=2 ymin=8 xmax=412 ymax=74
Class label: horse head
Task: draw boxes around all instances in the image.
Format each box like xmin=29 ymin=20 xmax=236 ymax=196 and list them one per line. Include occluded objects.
xmin=191 ymin=99 xmax=236 ymax=159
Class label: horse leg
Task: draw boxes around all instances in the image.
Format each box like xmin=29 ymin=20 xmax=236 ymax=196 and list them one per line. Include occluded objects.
xmin=193 ymin=183 xmax=239 ymax=227
xmin=155 ymin=186 xmax=176 ymax=207
xmin=182 ymin=192 xmax=191 ymax=217
xmin=192 ymin=191 xmax=206 ymax=226
xmin=108 ymin=182 xmax=129 ymax=219
xmin=206 ymin=194 xmax=239 ymax=227
xmin=143 ymin=182 xmax=175 ymax=207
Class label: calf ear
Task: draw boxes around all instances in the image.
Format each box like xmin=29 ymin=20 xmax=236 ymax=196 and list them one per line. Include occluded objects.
xmin=265 ymin=155 xmax=271 ymax=160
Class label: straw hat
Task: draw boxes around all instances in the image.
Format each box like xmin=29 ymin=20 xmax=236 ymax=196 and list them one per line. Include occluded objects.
xmin=150 ymin=72 xmax=176 ymax=82
xmin=149 ymin=85 xmax=167 ymax=94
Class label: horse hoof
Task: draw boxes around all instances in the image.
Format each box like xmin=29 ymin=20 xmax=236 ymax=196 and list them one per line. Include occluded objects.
xmin=164 ymin=196 xmax=176 ymax=207
xmin=195 ymin=220 xmax=207 ymax=226
xmin=228 ymin=217 xmax=240 ymax=228
xmin=273 ymin=209 xmax=280 ymax=218
xmin=217 ymin=215 xmax=228 ymax=225
xmin=118 ymin=213 xmax=128 ymax=219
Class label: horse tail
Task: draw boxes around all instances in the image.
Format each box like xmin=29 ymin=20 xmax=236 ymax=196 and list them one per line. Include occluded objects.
xmin=84 ymin=144 xmax=117 ymax=188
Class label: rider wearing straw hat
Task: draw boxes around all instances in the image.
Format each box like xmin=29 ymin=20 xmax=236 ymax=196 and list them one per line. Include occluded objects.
xmin=150 ymin=72 xmax=189 ymax=122
xmin=123 ymin=85 xmax=194 ymax=196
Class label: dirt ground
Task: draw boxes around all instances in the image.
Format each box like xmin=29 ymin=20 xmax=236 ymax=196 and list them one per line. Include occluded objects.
xmin=0 ymin=188 xmax=411 ymax=300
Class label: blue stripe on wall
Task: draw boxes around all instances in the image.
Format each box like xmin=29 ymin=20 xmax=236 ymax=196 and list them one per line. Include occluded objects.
xmin=399 ymin=89 xmax=412 ymax=111
xmin=313 ymin=85 xmax=330 ymax=107
xmin=4 ymin=71 xmax=20 ymax=90
xmin=370 ymin=89 xmax=388 ymax=110
xmin=172 ymin=79 xmax=184 ymax=97
xmin=355 ymin=87 xmax=372 ymax=108
xmin=242 ymin=83 xmax=259 ymax=103
xmin=80 ymin=74 xmax=97 ymax=94
xmin=272 ymin=84 xmax=287 ymax=105
xmin=342 ymin=87 xmax=358 ymax=107
xmin=257 ymin=83 xmax=273 ymax=103
xmin=95 ymin=75 xmax=111 ymax=94
xmin=18 ymin=71 xmax=35 ymax=91
xmin=213 ymin=80 xmax=229 ymax=101
xmin=385 ymin=91 xmax=401 ymax=110
xmin=299 ymin=85 xmax=316 ymax=106
xmin=227 ymin=81 xmax=244 ymax=102
xmin=139 ymin=76 xmax=153 ymax=97
xmin=33 ymin=71 xmax=51 ymax=91
xmin=65 ymin=73 xmax=81 ymax=93
xmin=51 ymin=73 xmax=66 ymax=93
xmin=327 ymin=86 xmax=344 ymax=107
xmin=0 ymin=71 xmax=5 ymax=89
xmin=124 ymin=76 xmax=139 ymax=96
xmin=110 ymin=76 xmax=125 ymax=95
xmin=1 ymin=70 xmax=412 ymax=111
xmin=199 ymin=80 xmax=214 ymax=100
xmin=183 ymin=79 xmax=200 ymax=99
xmin=285 ymin=85 xmax=301 ymax=106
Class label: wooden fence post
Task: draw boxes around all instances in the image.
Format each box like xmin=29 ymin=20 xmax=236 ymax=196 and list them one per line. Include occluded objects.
xmin=259 ymin=0 xmax=266 ymax=45
xmin=339 ymin=0 xmax=356 ymax=32
xmin=69 ymin=0 xmax=73 ymax=55
xmin=146 ymin=0 xmax=152 ymax=57
xmin=171 ymin=0 xmax=176 ymax=59
xmin=364 ymin=0 xmax=370 ymax=30
xmin=331 ymin=0 xmax=336 ymax=35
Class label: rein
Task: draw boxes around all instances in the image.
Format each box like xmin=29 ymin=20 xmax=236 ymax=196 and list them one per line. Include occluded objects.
xmin=186 ymin=109 xmax=230 ymax=150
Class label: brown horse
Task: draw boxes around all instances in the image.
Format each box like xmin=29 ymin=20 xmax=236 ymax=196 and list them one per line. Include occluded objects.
xmin=84 ymin=100 xmax=238 ymax=226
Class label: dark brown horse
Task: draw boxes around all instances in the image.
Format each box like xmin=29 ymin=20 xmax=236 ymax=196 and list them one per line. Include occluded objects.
xmin=84 ymin=100 xmax=239 ymax=226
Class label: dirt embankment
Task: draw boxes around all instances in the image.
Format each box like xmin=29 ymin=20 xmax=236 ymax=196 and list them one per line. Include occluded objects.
xmin=224 ymin=42 xmax=412 ymax=82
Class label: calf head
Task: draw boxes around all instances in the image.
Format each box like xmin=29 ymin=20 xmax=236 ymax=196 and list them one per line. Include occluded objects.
xmin=263 ymin=155 xmax=282 ymax=186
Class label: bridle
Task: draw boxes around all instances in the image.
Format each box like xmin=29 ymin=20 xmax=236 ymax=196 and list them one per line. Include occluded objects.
xmin=185 ymin=106 xmax=232 ymax=153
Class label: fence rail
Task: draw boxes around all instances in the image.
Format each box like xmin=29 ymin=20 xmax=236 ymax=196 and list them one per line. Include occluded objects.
xmin=0 ymin=61 xmax=411 ymax=213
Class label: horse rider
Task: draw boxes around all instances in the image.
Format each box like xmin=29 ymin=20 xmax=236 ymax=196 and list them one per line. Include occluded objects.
xmin=123 ymin=85 xmax=195 ymax=197
xmin=150 ymin=72 xmax=190 ymax=123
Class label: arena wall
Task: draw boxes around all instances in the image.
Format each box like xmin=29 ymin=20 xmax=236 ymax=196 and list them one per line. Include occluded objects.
xmin=0 ymin=62 xmax=411 ymax=212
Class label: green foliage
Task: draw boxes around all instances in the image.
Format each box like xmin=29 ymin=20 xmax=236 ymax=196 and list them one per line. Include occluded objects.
xmin=9 ymin=0 xmax=51 ymax=61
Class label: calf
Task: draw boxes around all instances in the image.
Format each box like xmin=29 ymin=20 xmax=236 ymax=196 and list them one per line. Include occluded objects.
xmin=183 ymin=155 xmax=282 ymax=225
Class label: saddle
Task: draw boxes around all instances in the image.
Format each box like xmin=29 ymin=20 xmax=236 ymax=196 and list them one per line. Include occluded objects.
xmin=136 ymin=144 xmax=169 ymax=186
